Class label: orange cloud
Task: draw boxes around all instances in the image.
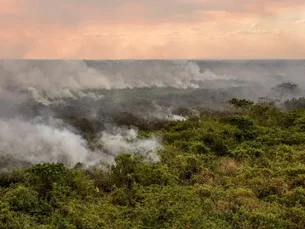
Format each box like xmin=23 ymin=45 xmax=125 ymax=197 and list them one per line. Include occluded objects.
xmin=0 ymin=0 xmax=305 ymax=58
xmin=295 ymin=19 xmax=305 ymax=24
xmin=0 ymin=0 xmax=19 ymax=13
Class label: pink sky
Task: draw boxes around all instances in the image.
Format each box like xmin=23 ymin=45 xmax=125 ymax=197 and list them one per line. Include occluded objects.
xmin=1 ymin=0 xmax=305 ymax=59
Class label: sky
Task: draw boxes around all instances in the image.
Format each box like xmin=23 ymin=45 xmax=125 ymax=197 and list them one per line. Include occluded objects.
xmin=1 ymin=0 xmax=305 ymax=59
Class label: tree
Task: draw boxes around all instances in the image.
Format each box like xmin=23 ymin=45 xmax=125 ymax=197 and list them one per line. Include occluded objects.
xmin=272 ymin=82 xmax=301 ymax=98
xmin=27 ymin=163 xmax=68 ymax=200
xmin=227 ymin=98 xmax=254 ymax=112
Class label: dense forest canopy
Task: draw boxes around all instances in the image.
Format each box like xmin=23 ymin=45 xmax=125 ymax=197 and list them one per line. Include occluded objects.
xmin=2 ymin=99 xmax=305 ymax=228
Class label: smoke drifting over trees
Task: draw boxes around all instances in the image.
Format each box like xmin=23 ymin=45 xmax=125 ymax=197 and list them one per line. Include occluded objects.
xmin=0 ymin=59 xmax=305 ymax=169
xmin=2 ymin=60 xmax=305 ymax=228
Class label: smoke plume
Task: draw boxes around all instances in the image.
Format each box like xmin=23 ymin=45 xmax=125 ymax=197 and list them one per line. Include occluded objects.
xmin=1 ymin=59 xmax=304 ymax=169
xmin=0 ymin=116 xmax=162 ymax=170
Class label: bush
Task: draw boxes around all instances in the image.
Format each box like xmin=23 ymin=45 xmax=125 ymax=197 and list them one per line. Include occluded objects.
xmin=27 ymin=163 xmax=69 ymax=200
xmin=202 ymin=133 xmax=230 ymax=156
xmin=4 ymin=185 xmax=40 ymax=213
xmin=190 ymin=142 xmax=210 ymax=155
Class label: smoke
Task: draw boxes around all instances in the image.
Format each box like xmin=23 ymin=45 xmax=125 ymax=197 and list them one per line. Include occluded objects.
xmin=0 ymin=60 xmax=245 ymax=105
xmin=27 ymin=87 xmax=105 ymax=106
xmin=1 ymin=59 xmax=304 ymax=106
xmin=0 ymin=60 xmax=109 ymax=104
xmin=0 ymin=59 xmax=304 ymax=169
xmin=99 ymin=126 xmax=162 ymax=163
xmin=148 ymin=102 xmax=187 ymax=121
xmin=0 ymin=117 xmax=90 ymax=167
xmin=0 ymin=60 xmax=110 ymax=91
xmin=1 ymin=59 xmax=305 ymax=105
xmin=0 ymin=116 xmax=162 ymax=169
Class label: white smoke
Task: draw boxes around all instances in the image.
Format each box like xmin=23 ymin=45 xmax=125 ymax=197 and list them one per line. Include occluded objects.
xmin=0 ymin=59 xmax=304 ymax=170
xmin=27 ymin=87 xmax=105 ymax=106
xmin=2 ymin=59 xmax=304 ymax=105
xmin=0 ymin=60 xmax=223 ymax=104
xmin=2 ymin=60 xmax=305 ymax=91
xmin=147 ymin=102 xmax=187 ymax=121
xmin=99 ymin=126 xmax=162 ymax=163
xmin=0 ymin=117 xmax=162 ymax=168
xmin=0 ymin=60 xmax=109 ymax=104
xmin=0 ymin=117 xmax=90 ymax=167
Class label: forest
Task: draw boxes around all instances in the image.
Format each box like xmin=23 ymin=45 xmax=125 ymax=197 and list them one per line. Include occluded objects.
xmin=2 ymin=97 xmax=305 ymax=228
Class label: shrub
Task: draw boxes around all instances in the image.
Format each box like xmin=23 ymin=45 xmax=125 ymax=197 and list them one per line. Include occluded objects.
xmin=190 ymin=142 xmax=210 ymax=155
xmin=202 ymin=133 xmax=230 ymax=156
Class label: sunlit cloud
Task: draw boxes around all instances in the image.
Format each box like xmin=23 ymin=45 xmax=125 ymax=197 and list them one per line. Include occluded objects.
xmin=1 ymin=0 xmax=305 ymax=58
xmin=294 ymin=19 xmax=305 ymax=24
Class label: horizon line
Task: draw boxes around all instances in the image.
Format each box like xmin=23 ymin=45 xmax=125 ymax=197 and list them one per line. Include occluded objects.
xmin=1 ymin=58 xmax=305 ymax=61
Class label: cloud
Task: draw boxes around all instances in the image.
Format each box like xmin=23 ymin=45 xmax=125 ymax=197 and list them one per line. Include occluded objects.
xmin=294 ymin=19 xmax=305 ymax=24
xmin=1 ymin=0 xmax=305 ymax=58
xmin=2 ymin=0 xmax=304 ymax=27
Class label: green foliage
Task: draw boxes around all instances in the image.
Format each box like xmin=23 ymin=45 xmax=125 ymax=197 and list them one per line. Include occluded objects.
xmin=228 ymin=98 xmax=254 ymax=111
xmin=3 ymin=99 xmax=305 ymax=228
xmin=111 ymin=154 xmax=170 ymax=188
xmin=190 ymin=142 xmax=210 ymax=155
xmin=0 ymin=169 xmax=26 ymax=188
xmin=202 ymin=133 xmax=230 ymax=156
xmin=27 ymin=163 xmax=69 ymax=200
xmin=4 ymin=185 xmax=40 ymax=213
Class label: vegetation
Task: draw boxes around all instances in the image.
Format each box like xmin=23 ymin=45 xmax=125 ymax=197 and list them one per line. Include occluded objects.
xmin=272 ymin=82 xmax=301 ymax=98
xmin=2 ymin=99 xmax=305 ymax=228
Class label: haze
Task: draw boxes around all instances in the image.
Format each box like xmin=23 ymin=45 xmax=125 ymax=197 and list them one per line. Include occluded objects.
xmin=1 ymin=0 xmax=305 ymax=59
